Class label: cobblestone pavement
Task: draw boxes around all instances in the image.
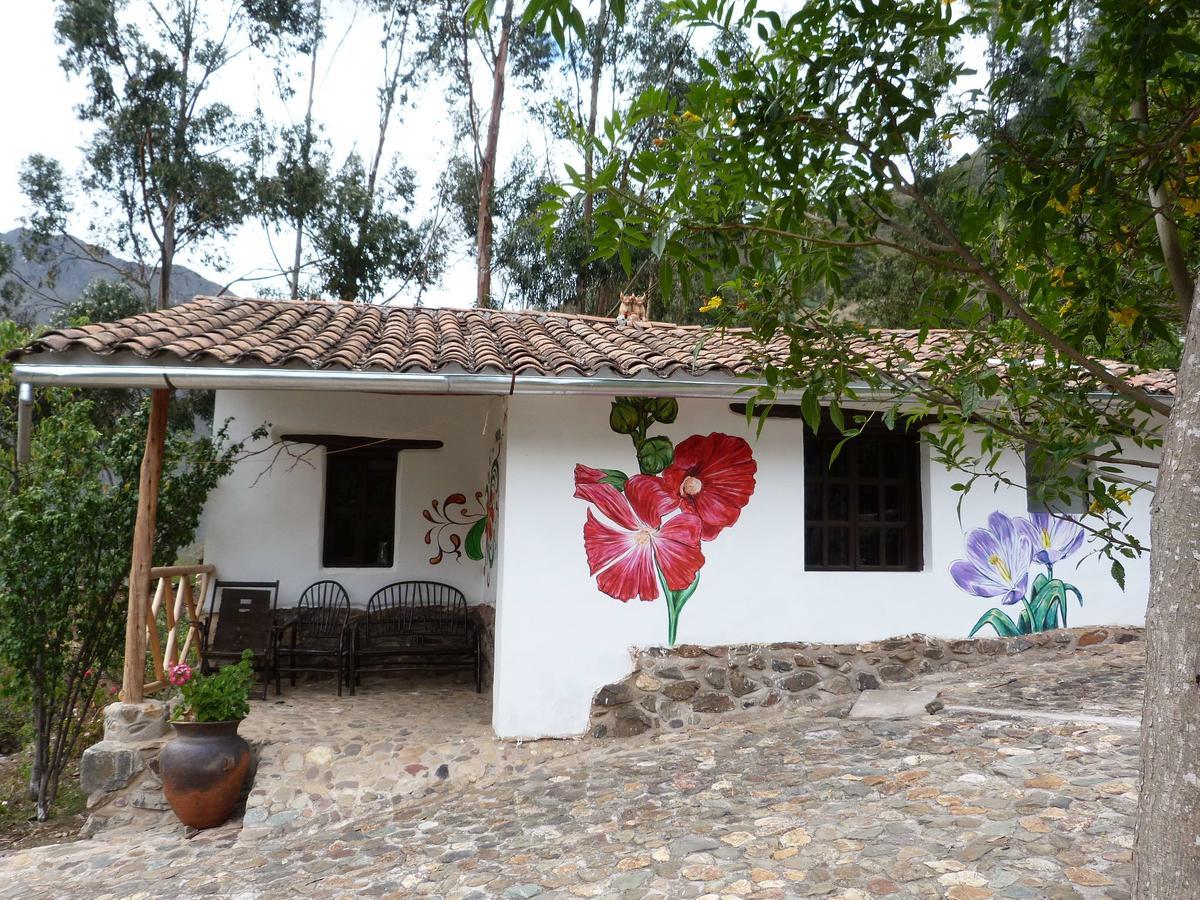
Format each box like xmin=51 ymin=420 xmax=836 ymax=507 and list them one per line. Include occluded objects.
xmin=235 ymin=676 xmax=577 ymax=842
xmin=0 ymin=641 xmax=1143 ymax=899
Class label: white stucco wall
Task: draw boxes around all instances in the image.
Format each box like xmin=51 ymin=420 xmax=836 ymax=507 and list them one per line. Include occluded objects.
xmin=491 ymin=393 xmax=1156 ymax=739
xmin=201 ymin=390 xmax=502 ymax=609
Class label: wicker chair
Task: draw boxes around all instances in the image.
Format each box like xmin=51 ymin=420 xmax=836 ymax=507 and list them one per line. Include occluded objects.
xmin=275 ymin=580 xmax=353 ymax=695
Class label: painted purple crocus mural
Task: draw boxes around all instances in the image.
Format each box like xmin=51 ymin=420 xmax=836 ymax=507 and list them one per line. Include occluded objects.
xmin=951 ymin=511 xmax=1086 ymax=637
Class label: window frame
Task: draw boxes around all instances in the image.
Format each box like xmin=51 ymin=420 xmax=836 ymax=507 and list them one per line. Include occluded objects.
xmin=320 ymin=446 xmax=399 ymax=569
xmin=803 ymin=422 xmax=925 ymax=573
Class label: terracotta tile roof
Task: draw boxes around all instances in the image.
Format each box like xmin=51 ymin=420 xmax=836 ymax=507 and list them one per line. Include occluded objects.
xmin=10 ymin=295 xmax=1177 ymax=396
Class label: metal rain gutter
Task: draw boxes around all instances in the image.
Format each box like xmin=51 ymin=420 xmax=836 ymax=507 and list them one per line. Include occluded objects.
xmin=11 ymin=361 xmax=797 ymax=400
xmin=12 ymin=362 xmax=1169 ymax=408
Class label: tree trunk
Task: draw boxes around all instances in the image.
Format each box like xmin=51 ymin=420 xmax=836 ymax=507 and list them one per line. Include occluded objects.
xmin=31 ymin=695 xmax=50 ymax=821
xmin=475 ymin=0 xmax=515 ymax=308
xmin=28 ymin=659 xmax=45 ymax=803
xmin=576 ymin=2 xmax=608 ymax=314
xmin=1134 ymin=276 xmax=1200 ymax=898
xmin=121 ymin=389 xmax=170 ymax=704
xmin=159 ymin=211 xmax=175 ymax=312
xmin=292 ymin=0 xmax=322 ymax=300
xmin=581 ymin=1 xmax=608 ymax=238
xmin=1130 ymin=89 xmax=1195 ymax=322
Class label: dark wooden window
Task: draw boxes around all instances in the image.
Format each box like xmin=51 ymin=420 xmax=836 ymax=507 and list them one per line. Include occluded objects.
xmin=322 ymin=448 xmax=398 ymax=568
xmin=804 ymin=427 xmax=923 ymax=571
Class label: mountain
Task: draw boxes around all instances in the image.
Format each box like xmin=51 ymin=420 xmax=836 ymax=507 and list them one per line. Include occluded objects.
xmin=0 ymin=227 xmax=225 ymax=324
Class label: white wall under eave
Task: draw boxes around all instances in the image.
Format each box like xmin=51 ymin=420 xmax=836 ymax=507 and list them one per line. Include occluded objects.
xmin=490 ymin=394 xmax=1156 ymax=739
xmin=201 ymin=389 xmax=503 ymax=610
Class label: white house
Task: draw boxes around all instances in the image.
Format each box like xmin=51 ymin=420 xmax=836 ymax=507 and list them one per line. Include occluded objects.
xmin=10 ymin=296 xmax=1170 ymax=739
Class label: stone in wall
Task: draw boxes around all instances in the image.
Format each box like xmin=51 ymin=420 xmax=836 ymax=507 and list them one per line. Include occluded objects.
xmin=587 ymin=626 xmax=1142 ymax=739
xmin=80 ymin=699 xmax=175 ymax=835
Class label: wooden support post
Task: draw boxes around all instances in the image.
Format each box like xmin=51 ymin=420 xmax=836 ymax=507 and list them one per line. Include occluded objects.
xmin=121 ymin=389 xmax=170 ymax=703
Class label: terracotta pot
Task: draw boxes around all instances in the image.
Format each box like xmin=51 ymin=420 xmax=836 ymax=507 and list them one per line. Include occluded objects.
xmin=160 ymin=720 xmax=251 ymax=829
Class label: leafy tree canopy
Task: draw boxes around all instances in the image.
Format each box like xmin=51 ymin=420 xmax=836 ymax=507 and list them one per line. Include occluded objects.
xmin=552 ymin=0 xmax=1199 ymax=572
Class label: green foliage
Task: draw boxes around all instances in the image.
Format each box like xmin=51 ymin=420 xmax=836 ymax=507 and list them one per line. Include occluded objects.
xmin=46 ymin=0 xmax=311 ymax=307
xmin=173 ymin=651 xmax=256 ymax=723
xmin=556 ymin=0 xmax=1199 ymax=567
xmin=310 ymin=154 xmax=443 ymax=301
xmin=0 ymin=323 xmax=250 ymax=818
xmin=49 ymin=279 xmax=145 ymax=329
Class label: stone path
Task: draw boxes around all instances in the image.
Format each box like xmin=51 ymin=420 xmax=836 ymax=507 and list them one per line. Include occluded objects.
xmin=0 ymin=640 xmax=1144 ymax=899
xmin=236 ymin=676 xmax=576 ymax=841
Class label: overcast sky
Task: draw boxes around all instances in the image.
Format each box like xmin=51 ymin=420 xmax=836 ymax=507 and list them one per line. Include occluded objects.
xmin=0 ymin=4 xmax=984 ymax=311
xmin=0 ymin=3 xmax=562 ymax=309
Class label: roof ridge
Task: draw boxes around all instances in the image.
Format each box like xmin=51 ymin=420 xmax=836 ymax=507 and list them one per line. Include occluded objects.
xmin=188 ymin=295 xmax=980 ymax=338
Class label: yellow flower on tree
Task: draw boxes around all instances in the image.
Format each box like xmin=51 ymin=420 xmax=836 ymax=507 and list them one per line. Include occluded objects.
xmin=1109 ymin=306 xmax=1138 ymax=328
xmin=681 ymin=111 xmax=702 ymax=124
xmin=699 ymin=296 xmax=723 ymax=313
xmin=1050 ymin=266 xmax=1074 ymax=287
xmin=1114 ymin=488 xmax=1134 ymax=504
xmin=1178 ymin=196 xmax=1200 ymax=216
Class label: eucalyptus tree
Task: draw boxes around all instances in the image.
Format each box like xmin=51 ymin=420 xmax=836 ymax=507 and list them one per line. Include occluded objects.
xmin=38 ymin=0 xmax=314 ymax=310
xmin=549 ymin=1 xmax=1200 ymax=893
xmin=457 ymin=0 xmax=717 ymax=317
xmin=427 ymin=0 xmax=559 ymax=306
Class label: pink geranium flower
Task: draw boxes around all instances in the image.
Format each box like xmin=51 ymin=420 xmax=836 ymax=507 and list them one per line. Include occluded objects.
xmin=659 ymin=433 xmax=757 ymax=540
xmin=575 ymin=469 xmax=704 ymax=601
xmin=167 ymin=662 xmax=193 ymax=687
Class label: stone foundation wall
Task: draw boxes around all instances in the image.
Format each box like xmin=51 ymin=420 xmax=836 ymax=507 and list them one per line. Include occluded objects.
xmin=79 ymin=700 xmax=175 ymax=834
xmin=588 ymin=626 xmax=1140 ymax=738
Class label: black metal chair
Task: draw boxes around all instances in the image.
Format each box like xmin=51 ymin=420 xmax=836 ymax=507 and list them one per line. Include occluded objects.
xmin=350 ymin=582 xmax=481 ymax=695
xmin=199 ymin=580 xmax=280 ymax=697
xmin=275 ymin=580 xmax=353 ymax=695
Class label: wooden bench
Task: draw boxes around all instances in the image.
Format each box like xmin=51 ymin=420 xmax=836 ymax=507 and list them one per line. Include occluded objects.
xmin=349 ymin=582 xmax=481 ymax=694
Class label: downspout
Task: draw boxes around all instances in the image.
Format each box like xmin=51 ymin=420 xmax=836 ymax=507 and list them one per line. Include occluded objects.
xmin=16 ymin=382 xmax=33 ymax=467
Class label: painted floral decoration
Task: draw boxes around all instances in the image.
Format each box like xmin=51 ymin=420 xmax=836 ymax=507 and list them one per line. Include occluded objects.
xmin=422 ymin=492 xmax=487 ymax=565
xmin=951 ymin=511 xmax=1085 ymax=637
xmin=575 ymin=397 xmax=757 ymax=645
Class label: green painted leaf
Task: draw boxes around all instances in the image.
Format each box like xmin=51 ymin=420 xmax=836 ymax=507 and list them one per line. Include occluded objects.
xmin=637 ymin=436 xmax=675 ymax=474
xmin=1064 ymin=583 xmax=1084 ymax=607
xmin=670 ymin=575 xmax=700 ymax=614
xmin=1110 ymin=560 xmax=1125 ymax=590
xmin=1030 ymin=579 xmax=1068 ymax=631
xmin=464 ymin=517 xmax=486 ymax=561
xmin=969 ymin=608 xmax=1022 ymax=638
xmin=599 ymin=468 xmax=629 ymax=491
xmin=609 ymin=399 xmax=640 ymax=435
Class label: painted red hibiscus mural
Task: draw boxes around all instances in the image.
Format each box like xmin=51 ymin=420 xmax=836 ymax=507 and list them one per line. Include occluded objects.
xmin=575 ymin=397 xmax=757 ymax=644
xmin=660 ymin=432 xmax=757 ymax=540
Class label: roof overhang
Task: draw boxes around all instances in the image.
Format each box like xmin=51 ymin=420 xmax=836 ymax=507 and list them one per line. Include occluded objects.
xmin=12 ymin=356 xmax=1170 ymax=409
xmin=12 ymin=358 xmax=879 ymax=403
